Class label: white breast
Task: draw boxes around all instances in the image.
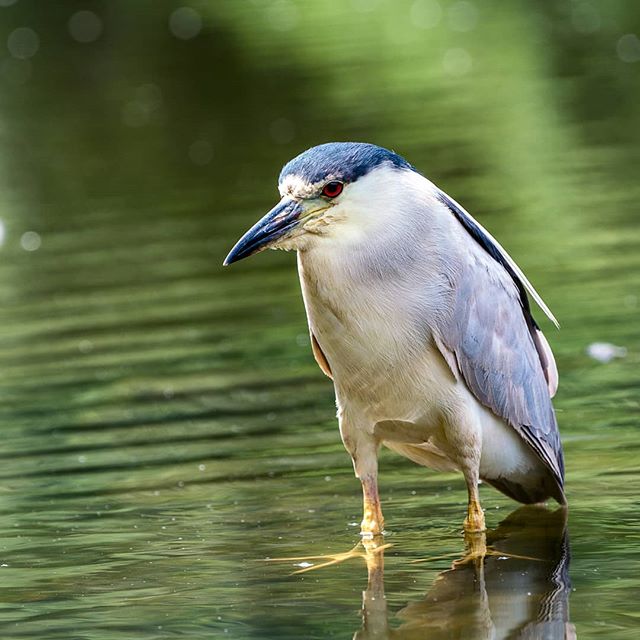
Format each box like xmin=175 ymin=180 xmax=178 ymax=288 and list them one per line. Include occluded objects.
xmin=294 ymin=167 xmax=543 ymax=483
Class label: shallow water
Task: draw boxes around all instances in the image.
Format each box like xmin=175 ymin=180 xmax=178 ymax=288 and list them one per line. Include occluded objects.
xmin=0 ymin=1 xmax=639 ymax=638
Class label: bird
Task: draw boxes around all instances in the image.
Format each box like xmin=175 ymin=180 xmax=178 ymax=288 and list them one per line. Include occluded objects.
xmin=224 ymin=142 xmax=565 ymax=538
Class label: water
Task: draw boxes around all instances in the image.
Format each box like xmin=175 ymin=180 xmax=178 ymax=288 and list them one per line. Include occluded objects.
xmin=0 ymin=1 xmax=638 ymax=638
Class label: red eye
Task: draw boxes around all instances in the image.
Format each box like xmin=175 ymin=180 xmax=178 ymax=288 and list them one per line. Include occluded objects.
xmin=321 ymin=181 xmax=343 ymax=198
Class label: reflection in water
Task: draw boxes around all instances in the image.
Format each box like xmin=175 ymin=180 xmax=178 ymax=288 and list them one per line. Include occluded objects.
xmin=356 ymin=507 xmax=574 ymax=640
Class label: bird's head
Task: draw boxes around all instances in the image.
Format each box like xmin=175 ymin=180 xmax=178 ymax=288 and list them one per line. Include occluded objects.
xmin=223 ymin=142 xmax=417 ymax=265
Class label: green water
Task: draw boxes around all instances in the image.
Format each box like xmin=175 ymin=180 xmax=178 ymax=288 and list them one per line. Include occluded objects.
xmin=0 ymin=1 xmax=638 ymax=638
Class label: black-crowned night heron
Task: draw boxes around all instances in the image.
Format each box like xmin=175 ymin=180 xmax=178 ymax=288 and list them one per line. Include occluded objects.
xmin=224 ymin=142 xmax=565 ymax=538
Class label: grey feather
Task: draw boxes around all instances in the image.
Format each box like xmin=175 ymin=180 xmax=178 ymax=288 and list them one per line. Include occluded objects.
xmin=432 ymin=201 xmax=565 ymax=503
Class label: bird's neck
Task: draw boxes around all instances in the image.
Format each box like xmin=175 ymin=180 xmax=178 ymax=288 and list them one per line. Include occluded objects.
xmin=297 ymin=195 xmax=464 ymax=341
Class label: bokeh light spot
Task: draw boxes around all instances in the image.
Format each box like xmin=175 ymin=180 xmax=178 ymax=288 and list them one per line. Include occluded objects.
xmin=169 ymin=7 xmax=202 ymax=40
xmin=7 ymin=27 xmax=39 ymax=59
xmin=267 ymin=0 xmax=299 ymax=32
xmin=68 ymin=10 xmax=103 ymax=43
xmin=448 ymin=1 xmax=478 ymax=33
xmin=442 ymin=48 xmax=472 ymax=75
xmin=571 ymin=1 xmax=600 ymax=34
xmin=410 ymin=0 xmax=442 ymax=29
xmin=21 ymin=231 xmax=41 ymax=252
xmin=188 ymin=140 xmax=213 ymax=165
xmin=269 ymin=117 xmax=295 ymax=144
xmin=122 ymin=83 xmax=164 ymax=127
xmin=617 ymin=34 xmax=640 ymax=63
xmin=78 ymin=340 xmax=94 ymax=354
xmin=351 ymin=0 xmax=382 ymax=12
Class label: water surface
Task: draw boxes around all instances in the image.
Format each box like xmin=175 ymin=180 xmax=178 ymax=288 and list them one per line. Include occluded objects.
xmin=0 ymin=1 xmax=639 ymax=638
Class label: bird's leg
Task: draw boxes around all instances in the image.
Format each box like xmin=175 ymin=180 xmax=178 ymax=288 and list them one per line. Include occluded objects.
xmin=447 ymin=414 xmax=485 ymax=533
xmin=360 ymin=474 xmax=384 ymax=538
xmin=464 ymin=474 xmax=486 ymax=533
xmin=339 ymin=414 xmax=384 ymax=538
xmin=354 ymin=538 xmax=390 ymax=640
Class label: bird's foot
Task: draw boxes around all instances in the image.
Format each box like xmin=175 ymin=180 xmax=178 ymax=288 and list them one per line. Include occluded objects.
xmin=265 ymin=538 xmax=392 ymax=575
xmin=463 ymin=498 xmax=486 ymax=533
xmin=453 ymin=531 xmax=488 ymax=568
xmin=453 ymin=531 xmax=542 ymax=568
xmin=411 ymin=531 xmax=542 ymax=568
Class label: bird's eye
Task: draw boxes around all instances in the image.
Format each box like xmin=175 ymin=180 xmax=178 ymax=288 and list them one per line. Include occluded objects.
xmin=321 ymin=181 xmax=344 ymax=198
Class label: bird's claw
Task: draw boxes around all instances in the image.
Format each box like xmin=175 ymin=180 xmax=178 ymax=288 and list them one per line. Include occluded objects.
xmin=264 ymin=539 xmax=393 ymax=575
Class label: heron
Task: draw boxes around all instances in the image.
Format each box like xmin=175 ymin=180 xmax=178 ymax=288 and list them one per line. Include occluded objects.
xmin=224 ymin=142 xmax=565 ymax=539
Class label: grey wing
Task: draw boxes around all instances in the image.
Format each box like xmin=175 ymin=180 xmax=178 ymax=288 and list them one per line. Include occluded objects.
xmin=432 ymin=198 xmax=565 ymax=503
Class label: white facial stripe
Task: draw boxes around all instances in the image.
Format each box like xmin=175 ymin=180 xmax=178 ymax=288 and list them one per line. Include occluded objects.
xmin=279 ymin=173 xmax=342 ymax=199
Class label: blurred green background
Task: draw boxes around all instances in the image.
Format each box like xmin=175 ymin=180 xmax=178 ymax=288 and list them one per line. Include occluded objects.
xmin=0 ymin=1 xmax=638 ymax=638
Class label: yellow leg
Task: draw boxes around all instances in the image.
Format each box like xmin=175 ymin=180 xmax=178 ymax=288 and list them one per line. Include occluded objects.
xmin=462 ymin=470 xmax=486 ymax=532
xmin=360 ymin=475 xmax=384 ymax=538
xmin=452 ymin=530 xmax=488 ymax=568
xmin=464 ymin=495 xmax=486 ymax=533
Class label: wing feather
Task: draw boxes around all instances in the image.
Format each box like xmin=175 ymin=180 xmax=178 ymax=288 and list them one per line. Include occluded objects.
xmin=435 ymin=189 xmax=559 ymax=328
xmin=433 ymin=194 xmax=565 ymax=502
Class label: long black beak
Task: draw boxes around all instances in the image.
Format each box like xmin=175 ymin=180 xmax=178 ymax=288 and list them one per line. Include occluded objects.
xmin=223 ymin=198 xmax=303 ymax=266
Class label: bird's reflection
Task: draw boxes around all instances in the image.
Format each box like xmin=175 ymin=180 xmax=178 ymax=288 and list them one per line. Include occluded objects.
xmin=355 ymin=506 xmax=575 ymax=640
